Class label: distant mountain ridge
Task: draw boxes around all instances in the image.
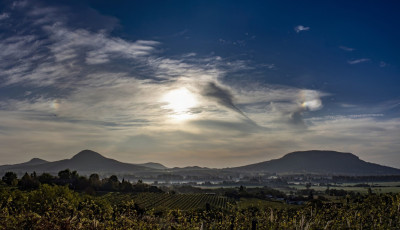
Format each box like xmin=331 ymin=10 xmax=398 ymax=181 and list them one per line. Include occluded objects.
xmin=1 ymin=149 xmax=399 ymax=176
xmin=0 ymin=150 xmax=167 ymax=174
xmin=233 ymin=150 xmax=400 ymax=175
xmin=26 ymin=158 xmax=49 ymax=165
xmin=0 ymin=157 xmax=49 ymax=171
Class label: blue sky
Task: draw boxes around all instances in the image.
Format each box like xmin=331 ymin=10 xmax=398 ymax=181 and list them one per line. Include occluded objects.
xmin=0 ymin=0 xmax=399 ymax=167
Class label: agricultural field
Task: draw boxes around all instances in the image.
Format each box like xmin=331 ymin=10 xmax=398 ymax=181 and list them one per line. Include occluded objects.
xmin=2 ymin=184 xmax=400 ymax=229
xmin=133 ymin=193 xmax=232 ymax=210
xmin=3 ymin=171 xmax=400 ymax=229
xmin=288 ymin=183 xmax=400 ymax=194
xmin=236 ymin=198 xmax=299 ymax=210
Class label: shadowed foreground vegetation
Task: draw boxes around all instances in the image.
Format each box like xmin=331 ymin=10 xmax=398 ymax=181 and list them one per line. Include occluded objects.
xmin=1 ymin=182 xmax=400 ymax=229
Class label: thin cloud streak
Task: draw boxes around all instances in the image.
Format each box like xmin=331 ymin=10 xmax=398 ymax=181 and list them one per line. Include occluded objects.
xmin=339 ymin=46 xmax=355 ymax=51
xmin=347 ymin=58 xmax=370 ymax=64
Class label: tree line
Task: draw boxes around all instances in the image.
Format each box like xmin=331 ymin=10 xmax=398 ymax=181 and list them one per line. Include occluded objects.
xmin=1 ymin=170 xmax=162 ymax=193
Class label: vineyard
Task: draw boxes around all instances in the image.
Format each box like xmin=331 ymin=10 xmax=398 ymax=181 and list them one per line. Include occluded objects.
xmin=2 ymin=184 xmax=400 ymax=229
xmin=133 ymin=193 xmax=232 ymax=210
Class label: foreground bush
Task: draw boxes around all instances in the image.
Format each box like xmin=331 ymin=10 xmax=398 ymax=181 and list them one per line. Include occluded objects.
xmin=1 ymin=185 xmax=400 ymax=229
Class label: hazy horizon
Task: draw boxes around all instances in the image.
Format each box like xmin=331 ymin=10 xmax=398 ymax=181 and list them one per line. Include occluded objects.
xmin=4 ymin=149 xmax=400 ymax=171
xmin=1 ymin=148 xmax=378 ymax=169
xmin=0 ymin=1 xmax=399 ymax=168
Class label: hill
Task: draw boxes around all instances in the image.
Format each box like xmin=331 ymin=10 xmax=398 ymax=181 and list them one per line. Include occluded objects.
xmin=233 ymin=150 xmax=400 ymax=175
xmin=2 ymin=149 xmax=400 ymax=176
xmin=137 ymin=162 xmax=168 ymax=170
xmin=0 ymin=158 xmax=49 ymax=171
xmin=0 ymin=150 xmax=167 ymax=174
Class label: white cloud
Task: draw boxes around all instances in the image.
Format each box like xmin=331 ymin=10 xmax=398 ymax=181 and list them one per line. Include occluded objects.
xmin=294 ymin=25 xmax=310 ymax=33
xmin=0 ymin=12 xmax=9 ymax=20
xmin=262 ymin=63 xmax=276 ymax=69
xmin=299 ymin=90 xmax=323 ymax=111
xmin=182 ymin=52 xmax=196 ymax=57
xmin=339 ymin=46 xmax=355 ymax=51
xmin=0 ymin=11 xmax=159 ymax=87
xmin=347 ymin=58 xmax=370 ymax=64
xmin=338 ymin=103 xmax=357 ymax=108
xmin=308 ymin=114 xmax=384 ymax=121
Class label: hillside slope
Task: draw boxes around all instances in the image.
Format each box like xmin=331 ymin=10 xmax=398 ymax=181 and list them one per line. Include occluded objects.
xmin=233 ymin=150 xmax=400 ymax=175
xmin=0 ymin=150 xmax=166 ymax=174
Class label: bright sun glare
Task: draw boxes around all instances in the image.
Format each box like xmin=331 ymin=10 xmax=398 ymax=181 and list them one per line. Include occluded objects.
xmin=161 ymin=88 xmax=198 ymax=121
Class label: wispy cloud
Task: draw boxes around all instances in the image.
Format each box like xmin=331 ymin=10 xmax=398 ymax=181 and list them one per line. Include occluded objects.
xmin=347 ymin=58 xmax=370 ymax=65
xmin=219 ymin=38 xmax=247 ymax=46
xmin=339 ymin=46 xmax=355 ymax=51
xmin=294 ymin=25 xmax=310 ymax=33
xmin=380 ymin=61 xmax=388 ymax=67
xmin=0 ymin=12 xmax=9 ymax=20
xmin=338 ymin=103 xmax=357 ymax=108
xmin=260 ymin=63 xmax=276 ymax=69
xmin=308 ymin=114 xmax=384 ymax=121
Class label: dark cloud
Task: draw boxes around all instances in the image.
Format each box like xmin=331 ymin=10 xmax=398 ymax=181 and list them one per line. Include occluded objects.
xmin=201 ymin=82 xmax=260 ymax=126
xmin=202 ymin=82 xmax=244 ymax=116
xmin=288 ymin=110 xmax=306 ymax=128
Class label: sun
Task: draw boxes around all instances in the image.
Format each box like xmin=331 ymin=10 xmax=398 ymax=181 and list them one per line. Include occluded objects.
xmin=161 ymin=87 xmax=198 ymax=121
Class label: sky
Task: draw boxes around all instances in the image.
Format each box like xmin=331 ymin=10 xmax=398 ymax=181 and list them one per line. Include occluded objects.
xmin=0 ymin=0 xmax=399 ymax=168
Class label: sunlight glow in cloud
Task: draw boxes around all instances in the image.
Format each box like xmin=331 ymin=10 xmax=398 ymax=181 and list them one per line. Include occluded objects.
xmin=300 ymin=90 xmax=323 ymax=111
xmin=50 ymin=99 xmax=60 ymax=111
xmin=161 ymin=88 xmax=199 ymax=121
